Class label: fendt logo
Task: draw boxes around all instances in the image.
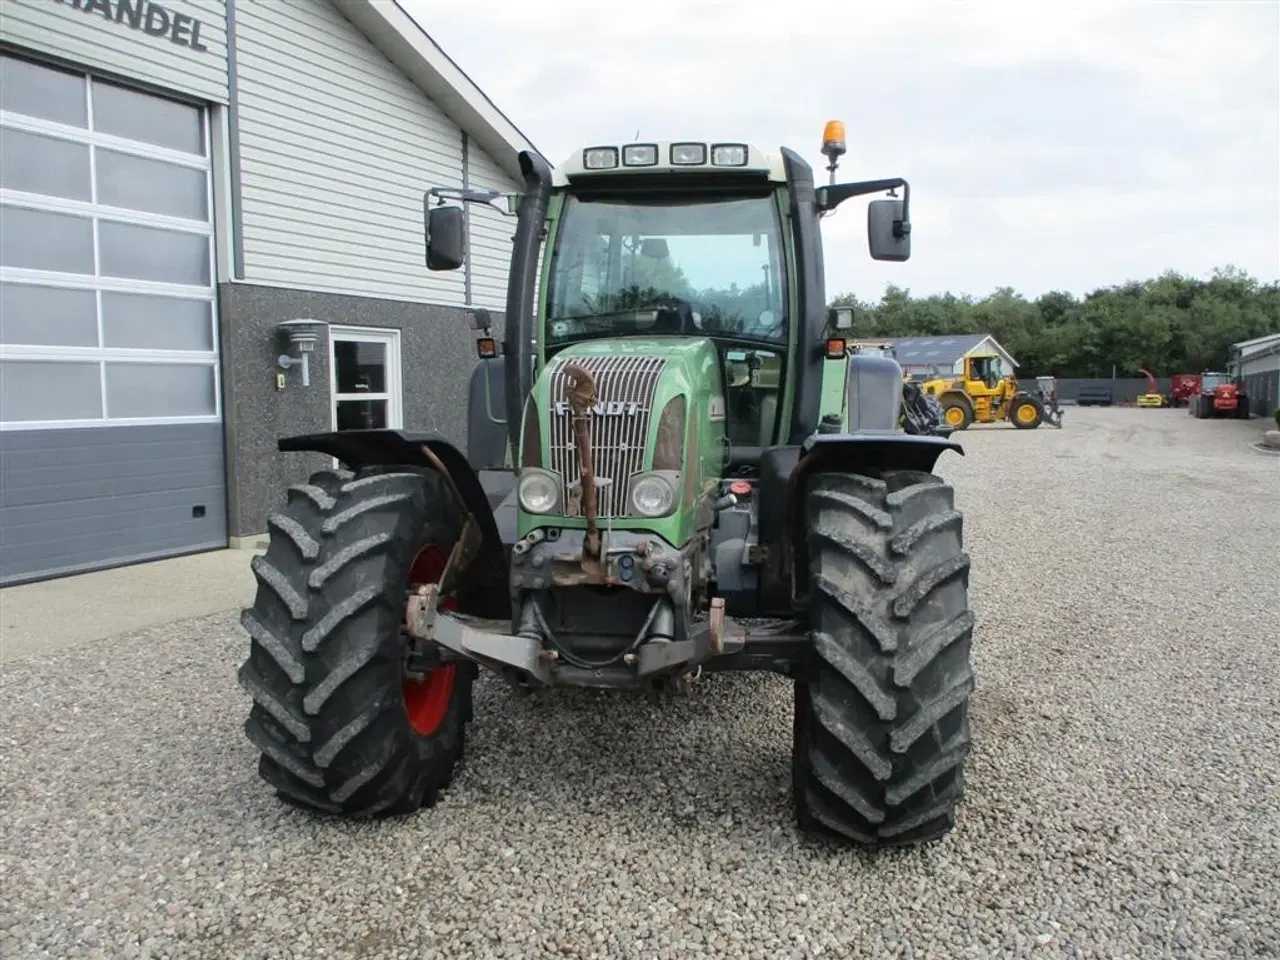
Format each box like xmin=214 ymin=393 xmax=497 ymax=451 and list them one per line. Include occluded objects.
xmin=553 ymin=401 xmax=645 ymax=417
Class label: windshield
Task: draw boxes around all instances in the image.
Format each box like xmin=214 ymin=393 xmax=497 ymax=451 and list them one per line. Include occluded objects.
xmin=970 ymin=356 xmax=1003 ymax=383
xmin=1201 ymin=374 xmax=1223 ymax=390
xmin=544 ymin=193 xmax=787 ymax=347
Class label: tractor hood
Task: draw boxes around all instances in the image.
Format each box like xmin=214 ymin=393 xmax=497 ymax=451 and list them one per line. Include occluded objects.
xmin=523 ymin=336 xmax=723 ymax=543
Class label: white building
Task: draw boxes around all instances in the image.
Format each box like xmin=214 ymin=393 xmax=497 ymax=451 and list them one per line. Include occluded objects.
xmin=1228 ymin=332 xmax=1280 ymax=418
xmin=0 ymin=0 xmax=540 ymax=584
xmin=849 ymin=334 xmax=1019 ymax=379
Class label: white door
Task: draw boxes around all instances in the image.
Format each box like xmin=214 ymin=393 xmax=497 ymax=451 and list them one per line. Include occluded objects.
xmin=328 ymin=326 xmax=403 ymax=433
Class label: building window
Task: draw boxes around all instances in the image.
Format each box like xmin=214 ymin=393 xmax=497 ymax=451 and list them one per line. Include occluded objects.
xmin=328 ymin=326 xmax=403 ymax=433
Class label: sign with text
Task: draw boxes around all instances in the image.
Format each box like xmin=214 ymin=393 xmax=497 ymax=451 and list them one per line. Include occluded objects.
xmin=48 ymin=0 xmax=211 ymax=54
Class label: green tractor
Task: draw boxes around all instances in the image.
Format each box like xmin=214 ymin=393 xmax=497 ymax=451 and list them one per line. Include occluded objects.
xmin=238 ymin=124 xmax=975 ymax=847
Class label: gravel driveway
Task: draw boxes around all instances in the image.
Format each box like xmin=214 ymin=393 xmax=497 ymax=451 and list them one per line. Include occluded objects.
xmin=3 ymin=408 xmax=1278 ymax=960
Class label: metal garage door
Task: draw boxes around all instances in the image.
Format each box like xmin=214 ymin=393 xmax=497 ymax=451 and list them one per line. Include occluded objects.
xmin=0 ymin=51 xmax=226 ymax=585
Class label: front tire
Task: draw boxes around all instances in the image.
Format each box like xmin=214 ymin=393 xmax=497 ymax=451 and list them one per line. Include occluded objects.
xmin=792 ymin=469 xmax=975 ymax=846
xmin=1009 ymin=395 xmax=1043 ymax=429
xmin=939 ymin=393 xmax=974 ymax=431
xmin=237 ymin=467 xmax=474 ymax=817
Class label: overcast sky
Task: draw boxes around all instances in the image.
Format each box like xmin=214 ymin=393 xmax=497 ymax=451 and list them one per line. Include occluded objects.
xmin=403 ymin=0 xmax=1279 ymax=304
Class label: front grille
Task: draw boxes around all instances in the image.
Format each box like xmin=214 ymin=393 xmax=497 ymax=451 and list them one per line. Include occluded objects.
xmin=548 ymin=354 xmax=668 ymax=518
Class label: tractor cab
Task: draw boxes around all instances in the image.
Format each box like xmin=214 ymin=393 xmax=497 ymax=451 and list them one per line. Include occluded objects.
xmin=966 ymin=354 xmax=1006 ymax=390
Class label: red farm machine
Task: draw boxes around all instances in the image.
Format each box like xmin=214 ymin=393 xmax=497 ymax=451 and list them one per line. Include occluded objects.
xmin=1188 ymin=372 xmax=1250 ymax=420
xmin=1169 ymin=374 xmax=1201 ymax=408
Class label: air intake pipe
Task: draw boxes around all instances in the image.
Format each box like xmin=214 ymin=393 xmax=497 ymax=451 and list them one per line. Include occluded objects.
xmin=504 ymin=150 xmax=554 ymax=458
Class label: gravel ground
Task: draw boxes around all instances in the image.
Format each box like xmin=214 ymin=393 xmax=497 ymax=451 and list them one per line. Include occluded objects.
xmin=3 ymin=407 xmax=1278 ymax=960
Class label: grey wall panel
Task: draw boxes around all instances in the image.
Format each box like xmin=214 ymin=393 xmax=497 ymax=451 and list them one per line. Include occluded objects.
xmin=1037 ymin=377 xmax=1166 ymax=404
xmin=1242 ymin=371 xmax=1279 ymax=417
xmin=0 ymin=0 xmax=229 ymax=103
xmin=0 ymin=422 xmax=228 ymax=584
xmin=218 ymin=281 xmax=504 ymax=538
xmin=230 ymin=0 xmax=518 ymax=307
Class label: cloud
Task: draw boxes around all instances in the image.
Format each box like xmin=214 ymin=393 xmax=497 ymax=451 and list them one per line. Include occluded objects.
xmin=403 ymin=0 xmax=1279 ymax=300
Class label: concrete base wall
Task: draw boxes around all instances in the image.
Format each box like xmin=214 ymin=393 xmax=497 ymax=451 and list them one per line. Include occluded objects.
xmin=217 ymin=281 xmax=505 ymax=539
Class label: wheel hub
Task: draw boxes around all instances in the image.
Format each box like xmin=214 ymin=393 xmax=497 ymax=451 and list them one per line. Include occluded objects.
xmin=403 ymin=543 xmax=458 ymax=736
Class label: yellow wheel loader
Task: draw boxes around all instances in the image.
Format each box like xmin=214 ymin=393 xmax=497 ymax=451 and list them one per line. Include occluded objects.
xmin=919 ymin=353 xmax=1044 ymax=430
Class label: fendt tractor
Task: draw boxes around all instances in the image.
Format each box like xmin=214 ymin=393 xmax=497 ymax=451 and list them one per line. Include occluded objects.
xmin=237 ymin=123 xmax=976 ymax=848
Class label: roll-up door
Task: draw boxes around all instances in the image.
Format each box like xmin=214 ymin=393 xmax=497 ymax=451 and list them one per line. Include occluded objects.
xmin=0 ymin=51 xmax=226 ymax=584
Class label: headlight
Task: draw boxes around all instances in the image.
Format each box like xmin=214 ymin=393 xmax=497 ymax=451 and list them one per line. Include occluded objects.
xmin=710 ymin=143 xmax=748 ymax=166
xmin=582 ymin=146 xmax=619 ymax=169
xmin=622 ymin=143 xmax=658 ymax=166
xmin=518 ymin=469 xmax=560 ymax=514
xmin=670 ymin=142 xmax=706 ymax=165
xmin=630 ymin=472 xmax=677 ymax=518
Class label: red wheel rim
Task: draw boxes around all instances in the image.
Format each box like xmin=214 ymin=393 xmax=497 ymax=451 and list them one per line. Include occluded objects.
xmin=403 ymin=662 xmax=457 ymax=736
xmin=403 ymin=543 xmax=458 ymax=736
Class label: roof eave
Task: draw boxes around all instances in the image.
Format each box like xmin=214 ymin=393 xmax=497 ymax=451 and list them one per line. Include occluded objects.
xmin=337 ymin=0 xmax=543 ymax=184
xmin=1234 ymin=331 xmax=1280 ymax=354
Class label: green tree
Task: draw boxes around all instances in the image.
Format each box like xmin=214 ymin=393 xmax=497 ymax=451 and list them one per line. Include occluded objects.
xmin=828 ymin=266 xmax=1280 ymax=377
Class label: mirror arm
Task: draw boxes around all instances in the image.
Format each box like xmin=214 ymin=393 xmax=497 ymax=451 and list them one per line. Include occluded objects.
xmin=816 ymin=177 xmax=912 ymax=234
xmin=426 ymin=186 xmax=519 ymax=217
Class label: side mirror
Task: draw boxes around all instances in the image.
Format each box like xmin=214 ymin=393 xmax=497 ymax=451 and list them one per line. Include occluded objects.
xmin=868 ymin=199 xmax=910 ymax=262
xmin=424 ymin=202 xmax=466 ymax=271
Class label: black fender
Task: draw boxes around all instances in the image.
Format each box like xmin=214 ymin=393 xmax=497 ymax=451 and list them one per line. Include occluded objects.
xmin=278 ymin=429 xmax=509 ymax=610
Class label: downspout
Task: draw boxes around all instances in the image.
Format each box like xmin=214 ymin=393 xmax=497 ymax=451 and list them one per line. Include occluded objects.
xmin=461 ymin=132 xmax=472 ymax=305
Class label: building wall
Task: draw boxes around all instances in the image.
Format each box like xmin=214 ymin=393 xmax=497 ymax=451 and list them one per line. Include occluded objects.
xmin=230 ymin=0 xmax=518 ymax=309
xmin=4 ymin=0 xmax=531 ymax=558
xmin=0 ymin=0 xmax=229 ymax=102
xmin=465 ymin=138 xmax=517 ymax=310
xmin=1239 ymin=351 xmax=1280 ymax=417
xmin=217 ymin=283 xmax=506 ymax=539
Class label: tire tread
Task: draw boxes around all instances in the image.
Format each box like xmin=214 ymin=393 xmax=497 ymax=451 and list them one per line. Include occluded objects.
xmin=795 ymin=468 xmax=975 ymax=847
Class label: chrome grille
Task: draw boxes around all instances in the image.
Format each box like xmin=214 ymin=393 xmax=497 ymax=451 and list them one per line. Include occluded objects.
xmin=548 ymin=355 xmax=668 ymax=518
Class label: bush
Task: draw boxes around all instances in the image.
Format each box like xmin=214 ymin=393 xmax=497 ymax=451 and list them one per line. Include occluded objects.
xmin=1273 ymin=406 xmax=1280 ymax=429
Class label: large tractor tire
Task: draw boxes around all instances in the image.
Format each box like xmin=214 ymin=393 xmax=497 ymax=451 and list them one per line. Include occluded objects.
xmin=793 ymin=469 xmax=975 ymax=847
xmin=938 ymin=393 xmax=974 ymax=431
xmin=1009 ymin=395 xmax=1043 ymax=429
xmin=238 ymin=466 xmax=475 ymax=818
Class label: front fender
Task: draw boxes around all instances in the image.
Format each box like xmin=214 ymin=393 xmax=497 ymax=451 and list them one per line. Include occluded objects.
xmin=799 ymin=430 xmax=963 ymax=473
xmin=278 ymin=429 xmax=506 ymax=581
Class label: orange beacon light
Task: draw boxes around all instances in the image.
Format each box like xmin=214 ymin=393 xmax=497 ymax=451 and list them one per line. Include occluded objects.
xmin=821 ymin=120 xmax=847 ymax=159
